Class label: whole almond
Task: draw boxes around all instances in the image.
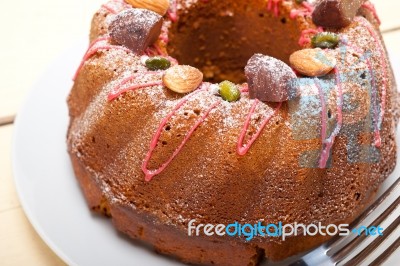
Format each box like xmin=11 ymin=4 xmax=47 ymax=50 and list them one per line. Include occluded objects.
xmin=163 ymin=65 xmax=203 ymax=94
xmin=289 ymin=48 xmax=336 ymax=77
xmin=126 ymin=0 xmax=170 ymax=16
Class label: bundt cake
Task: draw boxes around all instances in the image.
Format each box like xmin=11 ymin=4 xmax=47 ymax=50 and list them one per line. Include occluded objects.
xmin=67 ymin=0 xmax=398 ymax=264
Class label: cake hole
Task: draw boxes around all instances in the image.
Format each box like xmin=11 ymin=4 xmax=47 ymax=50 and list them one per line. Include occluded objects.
xmin=194 ymin=109 xmax=201 ymax=116
xmin=360 ymin=72 xmax=367 ymax=79
xmin=327 ymin=109 xmax=332 ymax=119
xmin=247 ymin=131 xmax=254 ymax=136
xmin=92 ymin=136 xmax=96 ymax=143
xmin=354 ymin=192 xmax=361 ymax=201
xmin=165 ymin=125 xmax=171 ymax=131
xmin=167 ymin=1 xmax=300 ymax=83
xmin=162 ymin=141 xmax=168 ymax=145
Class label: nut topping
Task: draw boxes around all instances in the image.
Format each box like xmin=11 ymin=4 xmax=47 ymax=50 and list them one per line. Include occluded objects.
xmin=163 ymin=65 xmax=203 ymax=94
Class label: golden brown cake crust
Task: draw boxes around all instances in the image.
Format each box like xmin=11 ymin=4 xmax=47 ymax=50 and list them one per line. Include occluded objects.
xmin=67 ymin=0 xmax=398 ymax=264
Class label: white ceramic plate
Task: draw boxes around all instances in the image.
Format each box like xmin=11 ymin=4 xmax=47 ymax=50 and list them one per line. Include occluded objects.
xmin=12 ymin=40 xmax=400 ymax=266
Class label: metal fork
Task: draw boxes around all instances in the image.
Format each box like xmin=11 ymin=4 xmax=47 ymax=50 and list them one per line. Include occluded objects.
xmin=286 ymin=176 xmax=400 ymax=266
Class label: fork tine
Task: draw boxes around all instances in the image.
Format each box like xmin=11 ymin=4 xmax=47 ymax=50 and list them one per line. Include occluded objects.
xmin=326 ymin=177 xmax=400 ymax=251
xmin=370 ymin=236 xmax=400 ymax=266
xmin=290 ymin=178 xmax=400 ymax=266
xmin=342 ymin=215 xmax=400 ymax=266
xmin=330 ymin=195 xmax=400 ymax=261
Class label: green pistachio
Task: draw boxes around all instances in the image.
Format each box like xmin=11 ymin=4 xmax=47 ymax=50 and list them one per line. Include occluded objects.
xmin=145 ymin=57 xmax=171 ymax=71
xmin=311 ymin=32 xmax=340 ymax=49
xmin=219 ymin=81 xmax=241 ymax=102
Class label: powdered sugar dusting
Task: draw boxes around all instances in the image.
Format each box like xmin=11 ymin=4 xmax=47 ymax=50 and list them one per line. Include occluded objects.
xmin=67 ymin=0 xmax=398 ymax=246
xmin=245 ymin=54 xmax=298 ymax=102
xmin=109 ymin=8 xmax=163 ymax=54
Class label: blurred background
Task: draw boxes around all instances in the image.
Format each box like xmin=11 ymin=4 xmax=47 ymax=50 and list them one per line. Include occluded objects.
xmin=0 ymin=0 xmax=399 ymax=265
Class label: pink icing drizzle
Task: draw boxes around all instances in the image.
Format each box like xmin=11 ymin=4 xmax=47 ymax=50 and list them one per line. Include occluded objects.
xmin=285 ymin=1 xmax=326 ymax=47
xmin=167 ymin=0 xmax=178 ymax=22
xmin=101 ymin=0 xmax=129 ymax=15
xmin=318 ymin=26 xmax=388 ymax=166
xmin=144 ymin=46 xmax=159 ymax=56
xmin=108 ymin=71 xmax=164 ymax=101
xmin=142 ymin=85 xmax=222 ymax=181
xmin=368 ymin=61 xmax=382 ymax=147
xmin=314 ymin=79 xmax=328 ymax=158
xmin=345 ymin=41 xmax=381 ymax=147
xmin=101 ymin=4 xmax=118 ymax=14
xmin=319 ymin=67 xmax=343 ymax=168
xmin=301 ymin=1 xmax=314 ymax=12
xmin=73 ymin=36 xmax=112 ymax=81
xmin=81 ymin=2 xmax=387 ymax=176
xmin=74 ymin=45 xmax=131 ymax=80
xmin=267 ymin=0 xmax=283 ymax=17
xmin=356 ymin=17 xmax=388 ymax=146
xmin=109 ymin=81 xmax=163 ymax=101
xmin=298 ymin=27 xmax=323 ymax=46
xmin=237 ymin=100 xmax=282 ymax=156
xmin=153 ymin=43 xmax=166 ymax=56
xmin=240 ymin=83 xmax=249 ymax=93
xmin=159 ymin=34 xmax=169 ymax=44
xmin=361 ymin=2 xmax=381 ymax=25
xmin=361 ymin=60 xmax=379 ymax=147
xmin=143 ymin=46 xmax=179 ymax=64
xmin=290 ymin=1 xmax=314 ymax=19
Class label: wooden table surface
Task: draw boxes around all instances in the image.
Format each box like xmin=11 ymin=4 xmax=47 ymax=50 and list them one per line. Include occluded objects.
xmin=0 ymin=1 xmax=399 ymax=265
